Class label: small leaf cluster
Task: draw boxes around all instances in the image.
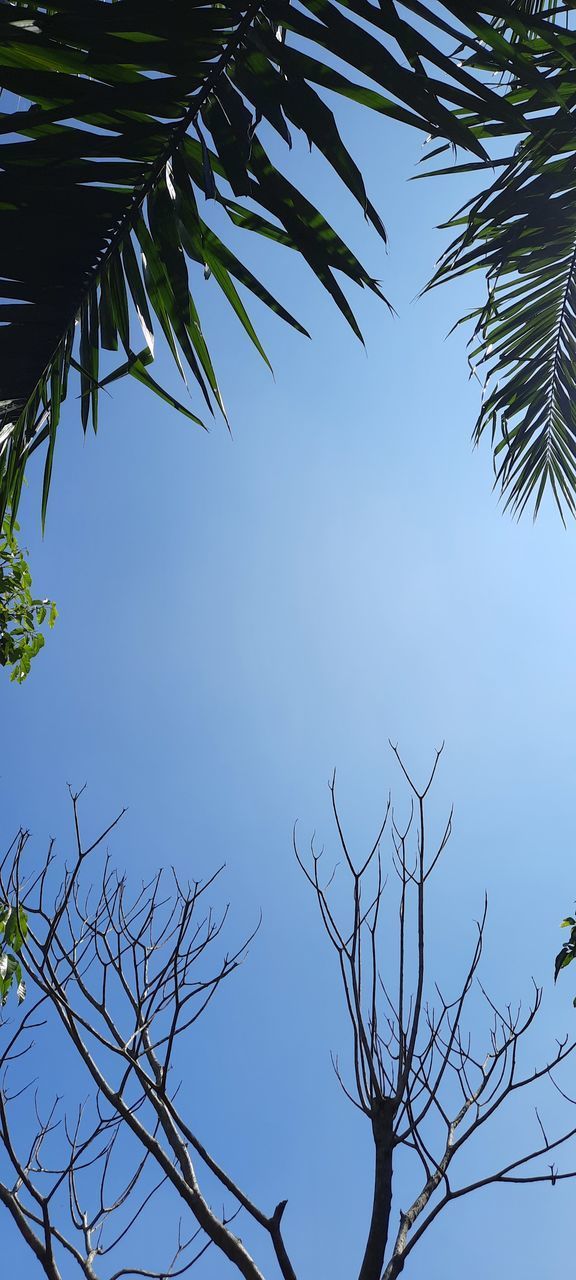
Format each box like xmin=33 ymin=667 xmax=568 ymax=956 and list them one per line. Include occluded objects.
xmin=555 ymin=914 xmax=576 ymax=1005
xmin=0 ymin=517 xmax=57 ymax=682
xmin=0 ymin=904 xmax=27 ymax=1006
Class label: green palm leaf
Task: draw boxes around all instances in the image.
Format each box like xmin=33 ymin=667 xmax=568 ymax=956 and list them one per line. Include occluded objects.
xmin=0 ymin=0 xmax=556 ymax=524
xmin=417 ymin=2 xmax=576 ymax=519
xmin=428 ymin=16 xmax=576 ymax=520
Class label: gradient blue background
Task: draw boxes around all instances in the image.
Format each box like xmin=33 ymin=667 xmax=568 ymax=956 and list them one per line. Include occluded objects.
xmin=2 ymin=97 xmax=576 ymax=1278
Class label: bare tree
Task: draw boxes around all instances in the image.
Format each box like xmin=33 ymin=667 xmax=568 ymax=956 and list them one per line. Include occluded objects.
xmin=295 ymin=745 xmax=576 ymax=1278
xmin=0 ymin=751 xmax=575 ymax=1280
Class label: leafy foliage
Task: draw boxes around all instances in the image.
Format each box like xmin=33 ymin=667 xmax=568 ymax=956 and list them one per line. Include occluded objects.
xmin=0 ymin=517 xmax=57 ymax=681
xmin=555 ymin=913 xmax=576 ymax=1004
xmin=427 ymin=9 xmax=576 ymax=519
xmin=0 ymin=0 xmax=558 ymax=526
xmin=0 ymin=902 xmax=27 ymax=1006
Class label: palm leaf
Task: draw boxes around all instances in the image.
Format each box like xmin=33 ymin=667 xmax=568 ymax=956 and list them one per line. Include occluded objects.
xmin=428 ymin=12 xmax=576 ymax=519
xmin=0 ymin=0 xmax=552 ymax=524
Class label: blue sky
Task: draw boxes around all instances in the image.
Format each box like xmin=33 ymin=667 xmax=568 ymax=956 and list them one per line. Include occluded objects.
xmin=2 ymin=92 xmax=576 ymax=1279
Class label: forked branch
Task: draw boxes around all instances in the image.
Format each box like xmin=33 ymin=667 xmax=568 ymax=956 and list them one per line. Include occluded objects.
xmin=0 ymin=799 xmax=296 ymax=1280
xmin=295 ymin=747 xmax=576 ymax=1280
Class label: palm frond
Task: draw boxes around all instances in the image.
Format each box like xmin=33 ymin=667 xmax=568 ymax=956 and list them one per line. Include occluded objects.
xmin=428 ymin=12 xmax=576 ymax=519
xmin=0 ymin=0 xmax=554 ymax=523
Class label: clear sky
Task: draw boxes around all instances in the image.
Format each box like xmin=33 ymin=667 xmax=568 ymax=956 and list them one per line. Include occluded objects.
xmin=2 ymin=91 xmax=576 ymax=1280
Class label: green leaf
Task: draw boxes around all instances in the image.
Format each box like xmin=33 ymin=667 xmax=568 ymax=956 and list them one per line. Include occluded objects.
xmin=128 ymin=357 xmax=207 ymax=427
xmin=0 ymin=0 xmax=556 ymax=524
xmin=0 ymin=512 xmax=56 ymax=680
xmin=426 ymin=32 xmax=576 ymax=518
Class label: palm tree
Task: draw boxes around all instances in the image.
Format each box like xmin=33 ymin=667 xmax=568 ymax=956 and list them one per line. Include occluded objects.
xmin=0 ymin=1 xmax=570 ymax=522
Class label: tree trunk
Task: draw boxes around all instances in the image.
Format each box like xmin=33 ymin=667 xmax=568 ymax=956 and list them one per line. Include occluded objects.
xmin=358 ymin=1103 xmax=394 ymax=1280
